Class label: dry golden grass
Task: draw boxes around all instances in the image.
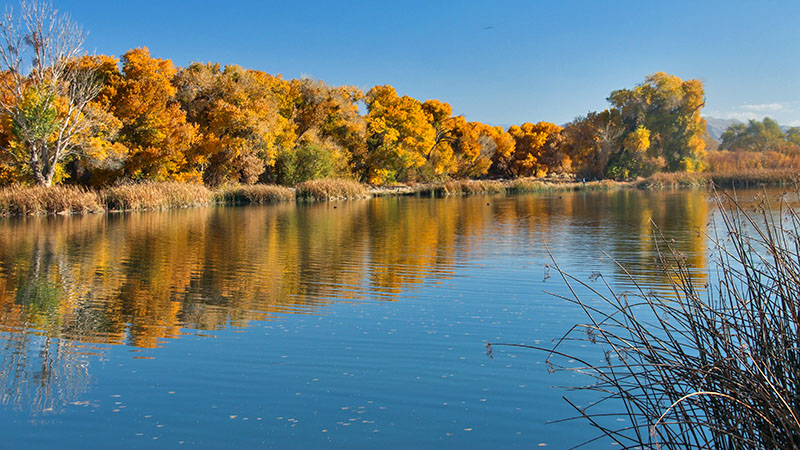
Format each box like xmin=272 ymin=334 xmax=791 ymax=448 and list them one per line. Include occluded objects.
xmin=507 ymin=178 xmax=619 ymax=193
xmin=439 ymin=179 xmax=506 ymax=195
xmin=0 ymin=185 xmax=103 ymax=216
xmin=102 ymin=182 xmax=213 ymax=211
xmin=707 ymin=149 xmax=800 ymax=172
xmin=639 ymin=170 xmax=798 ymax=189
xmin=217 ymin=184 xmax=295 ymax=204
xmin=637 ymin=172 xmax=710 ymax=188
xmin=710 ymin=169 xmax=798 ymax=188
xmin=378 ymin=178 xmax=622 ymax=197
xmin=295 ymin=178 xmax=369 ymax=201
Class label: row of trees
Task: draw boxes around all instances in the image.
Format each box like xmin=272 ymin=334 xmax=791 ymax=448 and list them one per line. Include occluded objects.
xmin=0 ymin=3 xmax=712 ymax=187
xmin=719 ymin=117 xmax=800 ymax=152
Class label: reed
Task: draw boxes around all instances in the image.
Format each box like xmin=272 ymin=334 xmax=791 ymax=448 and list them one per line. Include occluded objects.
xmin=295 ymin=178 xmax=369 ymax=201
xmin=709 ymin=169 xmax=798 ymax=188
xmin=443 ymin=179 xmax=505 ymax=195
xmin=507 ymin=178 xmax=619 ymax=193
xmin=102 ymin=182 xmax=213 ymax=211
xmin=217 ymin=184 xmax=295 ymax=204
xmin=637 ymin=172 xmax=710 ymax=188
xmin=0 ymin=185 xmax=103 ymax=216
xmin=639 ymin=170 xmax=798 ymax=189
xmin=706 ymin=149 xmax=800 ymax=172
xmin=490 ymin=190 xmax=800 ymax=448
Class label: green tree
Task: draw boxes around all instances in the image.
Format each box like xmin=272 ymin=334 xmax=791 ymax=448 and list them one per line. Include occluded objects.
xmin=720 ymin=117 xmax=787 ymax=152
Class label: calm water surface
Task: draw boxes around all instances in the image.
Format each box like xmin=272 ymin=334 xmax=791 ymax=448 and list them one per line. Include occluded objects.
xmin=0 ymin=189 xmax=774 ymax=448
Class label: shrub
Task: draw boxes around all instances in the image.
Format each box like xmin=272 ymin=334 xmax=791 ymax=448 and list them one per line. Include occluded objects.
xmin=275 ymin=143 xmax=337 ymax=185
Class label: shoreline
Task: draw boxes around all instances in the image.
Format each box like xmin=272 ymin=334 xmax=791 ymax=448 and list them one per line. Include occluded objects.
xmin=0 ymin=170 xmax=796 ymax=217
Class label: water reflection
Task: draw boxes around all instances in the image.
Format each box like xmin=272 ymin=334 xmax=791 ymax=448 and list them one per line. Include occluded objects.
xmin=0 ymin=189 xmax=722 ymax=414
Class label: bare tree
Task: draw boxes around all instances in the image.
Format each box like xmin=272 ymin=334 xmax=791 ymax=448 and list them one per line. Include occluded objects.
xmin=0 ymin=1 xmax=100 ymax=186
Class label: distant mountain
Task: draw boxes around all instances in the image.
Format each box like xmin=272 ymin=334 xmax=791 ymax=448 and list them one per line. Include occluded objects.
xmin=704 ymin=117 xmax=742 ymax=141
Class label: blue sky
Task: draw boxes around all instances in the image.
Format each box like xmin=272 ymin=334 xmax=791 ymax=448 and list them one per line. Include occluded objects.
xmin=48 ymin=0 xmax=800 ymax=126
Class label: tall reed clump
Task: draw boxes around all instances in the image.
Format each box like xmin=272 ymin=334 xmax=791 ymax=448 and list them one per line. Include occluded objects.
xmin=640 ymin=170 xmax=798 ymax=189
xmin=710 ymin=169 xmax=798 ymax=188
xmin=507 ymin=178 xmax=619 ymax=193
xmin=0 ymin=185 xmax=103 ymax=216
xmin=490 ymin=190 xmax=800 ymax=448
xmin=102 ymin=182 xmax=213 ymax=211
xmin=217 ymin=184 xmax=295 ymax=204
xmin=637 ymin=171 xmax=711 ymax=188
xmin=295 ymin=178 xmax=369 ymax=201
xmin=438 ymin=180 xmax=506 ymax=196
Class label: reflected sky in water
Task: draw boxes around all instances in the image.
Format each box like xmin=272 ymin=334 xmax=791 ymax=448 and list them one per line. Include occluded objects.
xmin=0 ymin=189 xmax=780 ymax=448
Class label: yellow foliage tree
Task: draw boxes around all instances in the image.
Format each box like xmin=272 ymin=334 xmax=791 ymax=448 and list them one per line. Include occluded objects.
xmin=608 ymin=72 xmax=707 ymax=172
xmin=175 ymin=63 xmax=295 ymax=185
xmin=497 ymin=122 xmax=564 ymax=177
xmin=363 ymin=85 xmax=435 ymax=183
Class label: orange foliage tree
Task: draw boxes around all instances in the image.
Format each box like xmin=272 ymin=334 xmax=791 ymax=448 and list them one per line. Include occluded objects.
xmin=174 ymin=63 xmax=294 ymax=185
xmin=112 ymin=48 xmax=198 ymax=181
xmin=493 ymin=122 xmax=564 ymax=177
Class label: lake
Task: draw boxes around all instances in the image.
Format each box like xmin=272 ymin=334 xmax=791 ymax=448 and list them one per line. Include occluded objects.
xmin=0 ymin=188 xmax=769 ymax=448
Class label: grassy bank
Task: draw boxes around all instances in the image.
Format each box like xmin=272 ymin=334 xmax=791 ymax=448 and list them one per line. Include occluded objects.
xmin=0 ymin=185 xmax=104 ymax=216
xmin=0 ymin=182 xmax=294 ymax=216
xmin=103 ymin=182 xmax=214 ymax=211
xmin=637 ymin=169 xmax=798 ymax=189
xmin=371 ymin=177 xmax=625 ymax=197
xmin=1 ymin=169 xmax=796 ymax=216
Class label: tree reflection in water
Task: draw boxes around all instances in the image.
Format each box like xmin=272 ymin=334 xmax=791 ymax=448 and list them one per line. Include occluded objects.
xmin=0 ymin=190 xmax=717 ymax=413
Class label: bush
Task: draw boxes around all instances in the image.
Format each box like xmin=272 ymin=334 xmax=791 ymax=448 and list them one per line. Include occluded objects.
xmin=275 ymin=143 xmax=337 ymax=185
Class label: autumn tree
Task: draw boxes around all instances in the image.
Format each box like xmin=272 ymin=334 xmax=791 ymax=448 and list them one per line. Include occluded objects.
xmin=493 ymin=122 xmax=564 ymax=177
xmin=426 ymin=115 xmax=512 ymax=179
xmin=276 ymin=78 xmax=365 ymax=184
xmin=608 ymin=72 xmax=708 ymax=173
xmin=64 ymin=54 xmax=129 ymax=185
xmin=363 ymin=85 xmax=435 ymax=183
xmin=0 ymin=1 xmax=101 ymax=186
xmin=562 ymin=110 xmax=623 ymax=179
xmin=174 ymin=63 xmax=294 ymax=185
xmin=112 ymin=48 xmax=197 ymax=181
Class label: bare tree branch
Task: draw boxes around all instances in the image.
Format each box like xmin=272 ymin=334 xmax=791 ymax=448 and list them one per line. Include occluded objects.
xmin=0 ymin=1 xmax=98 ymax=186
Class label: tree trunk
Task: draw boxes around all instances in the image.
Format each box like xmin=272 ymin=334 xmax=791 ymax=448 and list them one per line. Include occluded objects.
xmin=43 ymin=163 xmax=56 ymax=187
xmin=30 ymin=158 xmax=54 ymax=187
